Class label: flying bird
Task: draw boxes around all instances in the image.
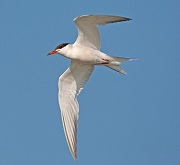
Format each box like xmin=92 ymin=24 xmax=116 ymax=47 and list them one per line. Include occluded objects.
xmin=47 ymin=15 xmax=134 ymax=160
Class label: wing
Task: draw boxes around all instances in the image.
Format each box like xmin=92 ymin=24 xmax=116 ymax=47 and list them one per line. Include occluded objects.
xmin=58 ymin=60 xmax=94 ymax=160
xmin=74 ymin=15 xmax=132 ymax=50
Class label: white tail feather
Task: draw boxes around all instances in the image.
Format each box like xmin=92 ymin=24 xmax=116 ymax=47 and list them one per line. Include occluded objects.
xmin=106 ymin=56 xmax=135 ymax=74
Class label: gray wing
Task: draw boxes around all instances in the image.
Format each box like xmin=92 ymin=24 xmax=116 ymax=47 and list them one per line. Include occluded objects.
xmin=58 ymin=60 xmax=94 ymax=160
xmin=74 ymin=15 xmax=131 ymax=50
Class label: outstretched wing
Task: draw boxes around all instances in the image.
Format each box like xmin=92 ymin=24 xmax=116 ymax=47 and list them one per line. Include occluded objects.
xmin=74 ymin=15 xmax=131 ymax=50
xmin=58 ymin=60 xmax=94 ymax=160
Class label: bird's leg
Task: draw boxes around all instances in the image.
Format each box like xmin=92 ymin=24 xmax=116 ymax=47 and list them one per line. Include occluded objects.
xmin=101 ymin=59 xmax=109 ymax=65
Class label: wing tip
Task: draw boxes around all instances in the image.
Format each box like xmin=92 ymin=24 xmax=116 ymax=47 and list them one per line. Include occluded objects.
xmin=72 ymin=153 xmax=77 ymax=161
xmin=126 ymin=17 xmax=132 ymax=21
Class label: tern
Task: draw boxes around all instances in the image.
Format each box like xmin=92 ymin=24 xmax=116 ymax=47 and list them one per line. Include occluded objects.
xmin=47 ymin=15 xmax=134 ymax=160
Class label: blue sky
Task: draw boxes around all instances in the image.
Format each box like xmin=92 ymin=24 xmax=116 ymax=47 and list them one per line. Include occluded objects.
xmin=0 ymin=0 xmax=180 ymax=164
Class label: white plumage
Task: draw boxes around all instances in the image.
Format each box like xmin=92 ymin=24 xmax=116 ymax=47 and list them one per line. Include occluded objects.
xmin=47 ymin=14 xmax=134 ymax=160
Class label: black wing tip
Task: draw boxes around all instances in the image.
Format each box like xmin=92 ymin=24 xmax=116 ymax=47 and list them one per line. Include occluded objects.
xmin=120 ymin=16 xmax=132 ymax=21
xmin=126 ymin=17 xmax=132 ymax=21
xmin=104 ymin=17 xmax=132 ymax=24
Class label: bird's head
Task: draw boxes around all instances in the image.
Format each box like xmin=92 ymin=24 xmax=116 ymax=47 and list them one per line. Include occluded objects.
xmin=47 ymin=43 xmax=69 ymax=55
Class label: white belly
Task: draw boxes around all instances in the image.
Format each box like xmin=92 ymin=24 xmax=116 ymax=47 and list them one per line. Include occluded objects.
xmin=71 ymin=45 xmax=108 ymax=65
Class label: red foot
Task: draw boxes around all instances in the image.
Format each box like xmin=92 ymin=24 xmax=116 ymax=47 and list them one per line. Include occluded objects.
xmin=101 ymin=62 xmax=109 ymax=64
xmin=101 ymin=59 xmax=109 ymax=65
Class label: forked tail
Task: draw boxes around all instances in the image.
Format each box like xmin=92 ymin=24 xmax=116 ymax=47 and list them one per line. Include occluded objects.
xmin=106 ymin=56 xmax=135 ymax=74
